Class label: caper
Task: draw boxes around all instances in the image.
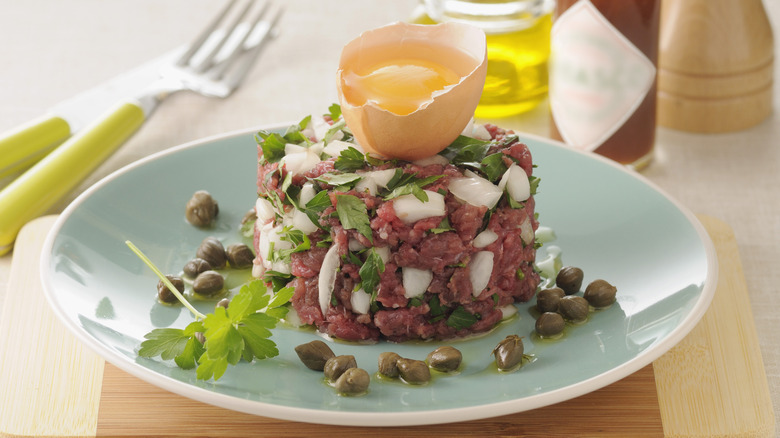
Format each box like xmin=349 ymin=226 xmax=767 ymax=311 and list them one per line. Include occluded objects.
xmin=334 ymin=368 xmax=370 ymax=395
xmin=556 ymin=266 xmax=584 ymax=295
xmin=535 ymin=312 xmax=565 ymax=337
xmin=377 ymin=352 xmax=402 ymax=378
xmin=426 ymin=346 xmax=462 ymax=372
xmin=183 ymin=257 xmax=212 ymax=279
xmin=536 ymin=287 xmax=565 ymax=313
xmin=192 ymin=270 xmax=224 ymax=296
xmin=584 ymin=279 xmax=617 ymax=308
xmin=323 ymin=355 xmax=357 ymax=381
xmin=196 ymin=237 xmax=227 ymax=269
xmin=558 ymin=295 xmax=589 ymax=322
xmin=157 ymin=275 xmax=184 ymax=304
xmin=397 ymin=358 xmax=431 ymax=384
xmin=216 ymin=298 xmax=231 ymax=309
xmin=185 ymin=190 xmax=219 ymax=227
xmin=492 ymin=335 xmax=524 ymax=371
xmin=294 ymin=340 xmax=336 ymax=371
xmin=226 ymin=243 xmax=255 ymax=269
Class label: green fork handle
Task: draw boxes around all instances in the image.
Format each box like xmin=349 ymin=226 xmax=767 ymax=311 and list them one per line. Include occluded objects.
xmin=0 ymin=101 xmax=146 ymax=255
xmin=0 ymin=116 xmax=72 ymax=180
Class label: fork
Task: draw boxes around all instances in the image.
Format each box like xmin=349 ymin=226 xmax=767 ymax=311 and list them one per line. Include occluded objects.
xmin=0 ymin=0 xmax=282 ymax=255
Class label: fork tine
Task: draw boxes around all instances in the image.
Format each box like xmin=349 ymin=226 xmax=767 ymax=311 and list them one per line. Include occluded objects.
xmin=207 ymin=2 xmax=272 ymax=80
xmin=219 ymin=6 xmax=283 ymax=91
xmin=176 ymin=0 xmax=239 ymax=67
xmin=192 ymin=0 xmax=258 ymax=73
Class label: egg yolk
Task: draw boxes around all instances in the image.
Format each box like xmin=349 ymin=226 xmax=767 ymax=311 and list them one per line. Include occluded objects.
xmin=342 ymin=58 xmax=462 ymax=116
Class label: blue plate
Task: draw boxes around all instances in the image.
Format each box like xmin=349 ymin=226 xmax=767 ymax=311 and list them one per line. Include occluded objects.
xmin=41 ymin=127 xmax=717 ymax=426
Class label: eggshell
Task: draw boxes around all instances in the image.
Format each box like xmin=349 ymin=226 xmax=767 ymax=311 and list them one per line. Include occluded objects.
xmin=337 ymin=22 xmax=487 ymax=161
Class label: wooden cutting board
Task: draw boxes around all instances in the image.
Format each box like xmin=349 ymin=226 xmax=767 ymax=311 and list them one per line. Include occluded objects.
xmin=0 ymin=215 xmax=775 ymax=437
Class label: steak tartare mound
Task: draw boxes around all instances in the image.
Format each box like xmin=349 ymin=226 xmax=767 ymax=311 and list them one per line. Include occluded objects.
xmin=252 ymin=109 xmax=541 ymax=342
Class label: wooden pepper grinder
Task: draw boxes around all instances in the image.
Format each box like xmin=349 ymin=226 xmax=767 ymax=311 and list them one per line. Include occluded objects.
xmin=657 ymin=0 xmax=774 ymax=133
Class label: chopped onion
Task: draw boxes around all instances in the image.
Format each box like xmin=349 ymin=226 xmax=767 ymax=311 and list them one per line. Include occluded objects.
xmin=461 ymin=120 xmax=492 ymax=141
xmin=348 ymin=238 xmax=366 ymax=251
xmin=292 ymin=209 xmax=318 ymax=234
xmin=499 ymin=305 xmax=517 ymax=320
xmin=498 ymin=164 xmax=531 ymax=202
xmin=300 ymin=182 xmax=317 ymax=205
xmin=375 ymin=246 xmax=391 ymax=263
xmin=519 ymin=216 xmax=534 ymax=246
xmin=354 ymin=177 xmax=377 ymax=196
xmin=285 ymin=143 xmax=307 ymax=155
xmin=258 ymin=223 xmax=292 ymax=263
xmin=350 ymin=288 xmax=371 ymax=314
xmin=354 ymin=169 xmax=396 ymax=195
xmin=473 ymin=229 xmax=498 ymax=248
xmin=469 ymin=251 xmax=494 ymax=297
xmin=402 ymin=267 xmax=433 ymax=298
xmin=255 ymin=198 xmax=276 ymax=223
xmin=311 ymin=116 xmax=331 ymax=141
xmin=370 ymin=169 xmax=396 ymax=188
xmin=412 ymin=154 xmax=449 ymax=167
xmin=318 ymin=244 xmax=341 ymax=315
xmin=535 ymin=225 xmax=556 ymax=244
xmin=322 ymin=139 xmax=360 ymax=156
xmin=280 ymin=150 xmax=321 ymax=175
xmin=392 ymin=190 xmax=446 ymax=224
xmin=449 ymin=173 xmax=502 ymax=209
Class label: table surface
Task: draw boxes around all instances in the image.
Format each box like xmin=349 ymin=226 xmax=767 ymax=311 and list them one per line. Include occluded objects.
xmin=1 ymin=0 xmax=778 ymax=431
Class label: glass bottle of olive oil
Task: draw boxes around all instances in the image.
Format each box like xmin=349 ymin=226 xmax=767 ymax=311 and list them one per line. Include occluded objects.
xmin=412 ymin=0 xmax=553 ymax=118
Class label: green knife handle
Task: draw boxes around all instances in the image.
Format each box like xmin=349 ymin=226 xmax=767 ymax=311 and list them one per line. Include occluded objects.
xmin=0 ymin=116 xmax=72 ymax=179
xmin=0 ymin=101 xmax=146 ymax=255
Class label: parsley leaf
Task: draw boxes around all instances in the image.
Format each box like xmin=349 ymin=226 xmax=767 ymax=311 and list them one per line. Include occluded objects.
xmin=438 ymin=136 xmax=491 ymax=168
xmin=481 ymin=152 xmax=509 ymax=183
xmin=314 ymin=172 xmax=362 ymax=188
xmin=324 ymin=119 xmax=347 ymax=144
xmin=359 ymin=248 xmax=385 ymax=300
xmin=128 ymin=242 xmax=292 ymax=382
xmin=430 ymin=217 xmax=454 ymax=234
xmin=275 ymin=227 xmax=311 ymax=262
xmin=334 ymin=146 xmax=366 ymax=172
xmin=382 ymin=174 xmax=442 ymax=202
xmin=446 ymin=306 xmax=479 ymax=329
xmin=328 ymin=103 xmax=342 ymax=120
xmin=255 ymin=131 xmax=287 ymax=163
xmin=335 ymin=194 xmax=373 ymax=242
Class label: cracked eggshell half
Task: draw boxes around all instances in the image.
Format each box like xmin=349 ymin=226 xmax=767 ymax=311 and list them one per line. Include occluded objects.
xmin=337 ymin=22 xmax=487 ymax=161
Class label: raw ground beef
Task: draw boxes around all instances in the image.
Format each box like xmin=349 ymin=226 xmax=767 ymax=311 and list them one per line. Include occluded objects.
xmin=253 ymin=122 xmax=540 ymax=342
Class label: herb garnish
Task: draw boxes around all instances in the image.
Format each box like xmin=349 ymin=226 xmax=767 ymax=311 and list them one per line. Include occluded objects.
xmin=335 ymin=194 xmax=373 ymax=242
xmin=446 ymin=306 xmax=480 ymax=329
xmin=334 ymin=146 xmax=367 ymax=172
xmin=382 ymin=172 xmax=442 ymax=202
xmin=359 ymin=248 xmax=385 ymax=301
xmin=127 ymin=241 xmax=292 ymax=381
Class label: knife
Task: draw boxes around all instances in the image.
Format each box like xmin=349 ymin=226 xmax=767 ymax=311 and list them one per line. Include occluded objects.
xmin=0 ymin=47 xmax=185 ymax=256
xmin=0 ymin=47 xmax=183 ymax=181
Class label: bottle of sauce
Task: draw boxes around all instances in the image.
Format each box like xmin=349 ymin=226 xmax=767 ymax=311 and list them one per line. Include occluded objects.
xmin=549 ymin=0 xmax=659 ymax=169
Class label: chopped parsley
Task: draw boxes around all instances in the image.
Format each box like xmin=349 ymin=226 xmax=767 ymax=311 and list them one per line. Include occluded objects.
xmin=359 ymin=248 xmax=385 ymax=301
xmin=446 ymin=306 xmax=479 ymax=329
xmin=335 ymin=194 xmax=373 ymax=242
xmin=334 ymin=146 xmax=367 ymax=172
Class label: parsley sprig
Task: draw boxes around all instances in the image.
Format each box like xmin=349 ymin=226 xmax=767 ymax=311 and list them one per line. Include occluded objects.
xmin=127 ymin=241 xmax=292 ymax=381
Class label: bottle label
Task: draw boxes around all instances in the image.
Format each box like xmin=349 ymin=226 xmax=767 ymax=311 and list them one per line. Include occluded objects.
xmin=549 ymin=0 xmax=656 ymax=151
